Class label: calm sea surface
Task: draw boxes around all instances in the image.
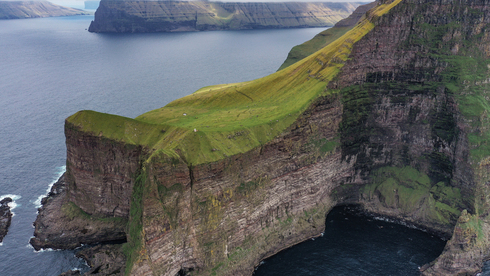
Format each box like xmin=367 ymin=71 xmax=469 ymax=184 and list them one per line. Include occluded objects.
xmin=0 ymin=14 xmax=477 ymax=276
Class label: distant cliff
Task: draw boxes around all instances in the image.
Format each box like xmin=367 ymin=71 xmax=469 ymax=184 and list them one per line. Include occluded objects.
xmin=88 ymin=0 xmax=360 ymax=33
xmin=31 ymin=0 xmax=490 ymax=275
xmin=0 ymin=1 xmax=89 ymax=19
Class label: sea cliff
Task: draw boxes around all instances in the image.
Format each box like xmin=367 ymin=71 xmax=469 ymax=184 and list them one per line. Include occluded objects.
xmin=88 ymin=0 xmax=360 ymax=33
xmin=31 ymin=0 xmax=490 ymax=275
xmin=0 ymin=1 xmax=88 ymax=19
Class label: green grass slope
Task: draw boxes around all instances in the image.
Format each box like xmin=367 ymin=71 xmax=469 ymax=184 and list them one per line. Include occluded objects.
xmin=68 ymin=0 xmax=402 ymax=166
xmin=277 ymin=1 xmax=376 ymax=71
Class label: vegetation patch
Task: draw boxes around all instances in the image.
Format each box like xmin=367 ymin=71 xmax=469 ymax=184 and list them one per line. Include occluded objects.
xmin=278 ymin=26 xmax=355 ymax=71
xmin=363 ymin=166 xmax=462 ymax=225
xmin=61 ymin=201 xmax=91 ymax=220
xmin=122 ymin=171 xmax=146 ymax=275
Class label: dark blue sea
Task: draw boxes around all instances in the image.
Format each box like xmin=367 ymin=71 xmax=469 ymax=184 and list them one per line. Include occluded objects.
xmin=0 ymin=14 xmax=481 ymax=276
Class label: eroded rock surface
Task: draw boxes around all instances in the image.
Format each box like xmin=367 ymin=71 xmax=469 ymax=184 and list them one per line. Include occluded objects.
xmin=0 ymin=197 xmax=12 ymax=243
xmin=30 ymin=174 xmax=127 ymax=250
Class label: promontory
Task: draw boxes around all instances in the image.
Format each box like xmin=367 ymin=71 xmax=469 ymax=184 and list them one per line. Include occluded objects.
xmin=31 ymin=0 xmax=490 ymax=275
xmin=88 ymin=0 xmax=361 ymax=32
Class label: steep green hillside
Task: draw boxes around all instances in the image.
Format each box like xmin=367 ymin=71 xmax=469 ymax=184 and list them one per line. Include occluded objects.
xmin=278 ymin=1 xmax=376 ymax=71
xmin=68 ymin=0 xmax=402 ymax=166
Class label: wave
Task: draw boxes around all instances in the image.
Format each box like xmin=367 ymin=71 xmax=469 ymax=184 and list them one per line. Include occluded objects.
xmin=0 ymin=194 xmax=21 ymax=217
xmin=32 ymin=165 xmax=66 ymax=209
xmin=27 ymin=242 xmax=56 ymax=253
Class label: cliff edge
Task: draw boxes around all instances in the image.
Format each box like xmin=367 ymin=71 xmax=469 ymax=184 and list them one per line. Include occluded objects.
xmin=31 ymin=0 xmax=490 ymax=275
xmin=88 ymin=0 xmax=360 ymax=33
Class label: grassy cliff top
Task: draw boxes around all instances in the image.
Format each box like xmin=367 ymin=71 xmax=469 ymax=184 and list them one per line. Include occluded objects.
xmin=68 ymin=0 xmax=402 ymax=165
xmin=277 ymin=1 xmax=377 ymax=71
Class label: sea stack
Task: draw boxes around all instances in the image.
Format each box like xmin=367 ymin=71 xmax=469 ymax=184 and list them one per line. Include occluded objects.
xmin=0 ymin=197 xmax=13 ymax=243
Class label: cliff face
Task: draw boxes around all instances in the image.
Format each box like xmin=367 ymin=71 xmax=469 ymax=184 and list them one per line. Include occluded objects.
xmin=0 ymin=1 xmax=88 ymax=19
xmin=31 ymin=0 xmax=490 ymax=275
xmin=88 ymin=0 xmax=360 ymax=33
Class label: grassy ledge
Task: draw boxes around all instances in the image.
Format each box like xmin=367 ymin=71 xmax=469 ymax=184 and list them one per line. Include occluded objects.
xmin=67 ymin=0 xmax=402 ymax=166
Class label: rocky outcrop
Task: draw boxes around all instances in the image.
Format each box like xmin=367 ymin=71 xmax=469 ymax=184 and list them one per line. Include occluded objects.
xmin=0 ymin=1 xmax=89 ymax=19
xmin=76 ymin=244 xmax=126 ymax=276
xmin=88 ymin=0 xmax=360 ymax=33
xmin=32 ymin=0 xmax=490 ymax=275
xmin=0 ymin=197 xmax=12 ymax=243
xmin=30 ymin=174 xmax=127 ymax=250
xmin=58 ymin=243 xmax=126 ymax=276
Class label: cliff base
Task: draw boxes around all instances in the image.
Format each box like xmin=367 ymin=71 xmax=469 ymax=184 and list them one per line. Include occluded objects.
xmin=30 ymin=174 xmax=127 ymax=251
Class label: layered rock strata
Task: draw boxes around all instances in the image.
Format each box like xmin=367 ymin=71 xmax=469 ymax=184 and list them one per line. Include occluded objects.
xmin=32 ymin=0 xmax=490 ymax=275
xmin=0 ymin=1 xmax=89 ymax=19
xmin=30 ymin=174 xmax=127 ymax=250
xmin=0 ymin=197 xmax=12 ymax=243
xmin=88 ymin=0 xmax=360 ymax=33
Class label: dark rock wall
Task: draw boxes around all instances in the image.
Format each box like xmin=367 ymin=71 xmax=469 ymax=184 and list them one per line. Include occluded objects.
xmin=131 ymin=95 xmax=351 ymax=275
xmin=65 ymin=122 xmax=144 ymax=218
xmin=327 ymin=0 xmax=483 ymax=232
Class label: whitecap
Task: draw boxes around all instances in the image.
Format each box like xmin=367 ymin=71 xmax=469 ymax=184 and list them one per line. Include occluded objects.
xmin=29 ymin=244 xmax=55 ymax=253
xmin=0 ymin=242 xmax=3 ymax=246
xmin=0 ymin=194 xmax=21 ymax=217
xmin=33 ymin=165 xmax=66 ymax=209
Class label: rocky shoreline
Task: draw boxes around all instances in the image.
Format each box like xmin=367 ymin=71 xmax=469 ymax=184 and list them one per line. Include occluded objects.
xmin=30 ymin=174 xmax=127 ymax=275
xmin=0 ymin=197 xmax=12 ymax=243
xmin=30 ymin=173 xmax=128 ymax=251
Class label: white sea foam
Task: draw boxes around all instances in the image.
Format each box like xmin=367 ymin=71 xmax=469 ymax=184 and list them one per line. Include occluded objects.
xmin=33 ymin=165 xmax=66 ymax=209
xmin=28 ymin=242 xmax=56 ymax=253
xmin=0 ymin=242 xmax=3 ymax=246
xmin=373 ymin=216 xmax=426 ymax=232
xmin=0 ymin=194 xmax=21 ymax=217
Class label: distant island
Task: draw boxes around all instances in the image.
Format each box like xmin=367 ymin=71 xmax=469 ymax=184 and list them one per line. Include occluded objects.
xmin=88 ymin=0 xmax=362 ymax=33
xmin=0 ymin=1 xmax=89 ymax=19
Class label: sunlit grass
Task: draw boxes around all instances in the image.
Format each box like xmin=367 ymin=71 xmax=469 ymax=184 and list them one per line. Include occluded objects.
xmin=67 ymin=0 xmax=403 ymax=165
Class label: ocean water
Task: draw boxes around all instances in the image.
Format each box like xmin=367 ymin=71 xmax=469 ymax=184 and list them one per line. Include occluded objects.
xmin=253 ymin=205 xmax=446 ymax=276
xmin=0 ymin=14 xmax=475 ymax=276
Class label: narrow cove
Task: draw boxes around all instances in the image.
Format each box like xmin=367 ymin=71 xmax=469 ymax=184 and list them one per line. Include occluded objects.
xmin=253 ymin=205 xmax=446 ymax=276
